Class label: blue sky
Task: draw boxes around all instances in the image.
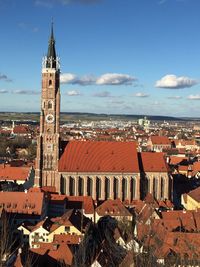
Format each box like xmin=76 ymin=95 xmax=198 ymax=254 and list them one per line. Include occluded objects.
xmin=1 ymin=0 xmax=200 ymax=117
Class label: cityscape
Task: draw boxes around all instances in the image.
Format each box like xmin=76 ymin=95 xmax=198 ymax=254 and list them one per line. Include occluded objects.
xmin=1 ymin=0 xmax=200 ymax=266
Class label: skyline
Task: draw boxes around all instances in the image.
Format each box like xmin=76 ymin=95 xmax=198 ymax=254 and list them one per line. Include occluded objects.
xmin=1 ymin=0 xmax=200 ymax=116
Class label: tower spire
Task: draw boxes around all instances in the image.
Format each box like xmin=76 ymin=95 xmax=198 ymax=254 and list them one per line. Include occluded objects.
xmin=46 ymin=22 xmax=57 ymax=68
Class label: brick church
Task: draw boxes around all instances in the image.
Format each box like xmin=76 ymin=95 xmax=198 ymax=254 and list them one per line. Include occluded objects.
xmin=35 ymin=26 xmax=172 ymax=202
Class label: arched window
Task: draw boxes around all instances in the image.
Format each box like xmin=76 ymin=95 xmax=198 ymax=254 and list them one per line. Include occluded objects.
xmin=114 ymin=177 xmax=119 ymax=199
xmin=87 ymin=177 xmax=93 ymax=196
xmin=105 ymin=177 xmax=110 ymax=200
xmin=78 ymin=177 xmax=84 ymax=196
xmin=48 ymin=101 xmax=53 ymax=109
xmin=49 ymin=80 xmax=52 ymax=86
xmin=69 ymin=177 xmax=75 ymax=196
xmin=96 ymin=177 xmax=101 ymax=200
xmin=122 ymin=178 xmax=127 ymax=201
xmin=153 ymin=177 xmax=158 ymax=199
xmin=161 ymin=177 xmax=165 ymax=199
xmin=131 ymin=177 xmax=136 ymax=200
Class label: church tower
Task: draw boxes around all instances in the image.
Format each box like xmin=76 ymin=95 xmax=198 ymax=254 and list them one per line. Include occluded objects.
xmin=35 ymin=24 xmax=61 ymax=191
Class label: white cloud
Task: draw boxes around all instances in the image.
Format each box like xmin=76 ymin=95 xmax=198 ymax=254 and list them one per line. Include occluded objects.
xmin=67 ymin=90 xmax=81 ymax=96
xmin=158 ymin=0 xmax=167 ymax=4
xmin=187 ymin=94 xmax=200 ymax=100
xmin=167 ymin=96 xmax=182 ymax=99
xmin=134 ymin=92 xmax=149 ymax=97
xmin=155 ymin=74 xmax=198 ymax=89
xmin=93 ymin=91 xmax=111 ymax=97
xmin=34 ymin=0 xmax=100 ymax=7
xmin=75 ymin=75 xmax=96 ymax=85
xmin=60 ymin=73 xmax=77 ymax=84
xmin=60 ymin=73 xmax=95 ymax=85
xmin=96 ymin=73 xmax=136 ymax=85
xmin=61 ymin=72 xmax=136 ymax=86
xmin=0 ymin=89 xmax=8 ymax=93
xmin=12 ymin=90 xmax=39 ymax=95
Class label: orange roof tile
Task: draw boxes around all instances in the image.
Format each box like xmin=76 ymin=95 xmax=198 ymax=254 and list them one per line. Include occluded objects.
xmin=151 ymin=136 xmax=171 ymax=145
xmin=31 ymin=242 xmax=73 ymax=266
xmin=140 ymin=152 xmax=168 ymax=172
xmin=66 ymin=196 xmax=94 ymax=214
xmin=95 ymin=199 xmax=132 ymax=217
xmin=59 ymin=141 xmax=139 ymax=173
xmin=0 ymin=164 xmax=31 ymax=181
xmin=41 ymin=186 xmax=57 ymax=193
xmin=54 ymin=234 xmax=81 ymax=244
xmin=192 ymin=161 xmax=200 ymax=171
xmin=169 ymin=156 xmax=187 ymax=165
xmin=0 ymin=190 xmax=44 ymax=215
xmin=13 ymin=125 xmax=30 ymax=134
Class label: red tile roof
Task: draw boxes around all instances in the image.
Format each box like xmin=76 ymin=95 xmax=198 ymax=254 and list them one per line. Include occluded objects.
xmin=169 ymin=156 xmax=187 ymax=165
xmin=41 ymin=186 xmax=57 ymax=193
xmin=154 ymin=232 xmax=200 ymax=260
xmin=59 ymin=141 xmax=139 ymax=173
xmin=95 ymin=199 xmax=132 ymax=217
xmin=0 ymin=164 xmax=31 ymax=181
xmin=140 ymin=152 xmax=168 ymax=172
xmin=161 ymin=210 xmax=198 ymax=232
xmin=150 ymin=136 xmax=171 ymax=145
xmin=50 ymin=194 xmax=67 ymax=202
xmin=31 ymin=242 xmax=73 ymax=266
xmin=66 ymin=196 xmax=94 ymax=214
xmin=54 ymin=234 xmax=81 ymax=244
xmin=0 ymin=190 xmax=45 ymax=215
xmin=13 ymin=125 xmax=30 ymax=134
xmin=192 ymin=161 xmax=200 ymax=171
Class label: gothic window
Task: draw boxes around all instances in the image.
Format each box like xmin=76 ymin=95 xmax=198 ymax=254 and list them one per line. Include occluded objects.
xmin=49 ymin=80 xmax=52 ymax=86
xmin=87 ymin=177 xmax=93 ymax=196
xmin=69 ymin=177 xmax=75 ymax=196
xmin=114 ymin=177 xmax=119 ymax=199
xmin=78 ymin=177 xmax=84 ymax=196
xmin=122 ymin=178 xmax=127 ymax=201
xmin=153 ymin=177 xmax=158 ymax=199
xmin=105 ymin=177 xmax=110 ymax=200
xmin=96 ymin=177 xmax=101 ymax=200
xmin=161 ymin=177 xmax=165 ymax=199
xmin=43 ymin=101 xmax=45 ymax=109
xmin=131 ymin=177 xmax=136 ymax=200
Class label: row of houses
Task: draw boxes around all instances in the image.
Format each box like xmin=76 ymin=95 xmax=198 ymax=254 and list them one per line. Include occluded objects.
xmin=1 ymin=183 xmax=200 ymax=266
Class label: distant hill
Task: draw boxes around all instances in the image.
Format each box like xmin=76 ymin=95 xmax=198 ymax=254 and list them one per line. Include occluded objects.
xmin=0 ymin=112 xmax=199 ymax=123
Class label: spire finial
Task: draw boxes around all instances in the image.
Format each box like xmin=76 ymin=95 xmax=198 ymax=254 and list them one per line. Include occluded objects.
xmin=51 ymin=18 xmax=54 ymax=39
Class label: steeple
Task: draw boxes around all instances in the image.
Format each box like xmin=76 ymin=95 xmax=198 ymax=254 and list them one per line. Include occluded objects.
xmin=44 ymin=22 xmax=59 ymax=69
xmin=47 ymin=23 xmax=56 ymax=59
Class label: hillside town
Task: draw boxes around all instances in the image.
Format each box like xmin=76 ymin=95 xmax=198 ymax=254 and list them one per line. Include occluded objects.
xmin=0 ymin=115 xmax=200 ymax=266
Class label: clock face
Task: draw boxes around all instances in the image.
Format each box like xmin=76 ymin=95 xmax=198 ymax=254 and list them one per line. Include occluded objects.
xmin=46 ymin=114 xmax=54 ymax=124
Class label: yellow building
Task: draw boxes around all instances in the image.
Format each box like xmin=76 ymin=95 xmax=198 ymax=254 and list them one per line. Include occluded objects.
xmin=181 ymin=187 xmax=200 ymax=210
xmin=18 ymin=209 xmax=91 ymax=248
